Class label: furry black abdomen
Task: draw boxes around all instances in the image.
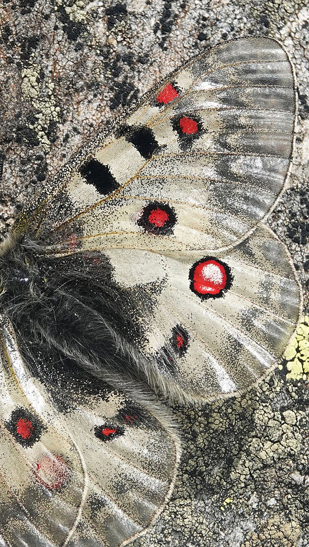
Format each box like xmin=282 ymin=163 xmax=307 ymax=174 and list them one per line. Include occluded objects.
xmin=0 ymin=237 xmax=156 ymax=405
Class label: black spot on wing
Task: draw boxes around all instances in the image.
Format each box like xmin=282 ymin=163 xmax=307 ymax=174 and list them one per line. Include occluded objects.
xmin=89 ymin=493 xmax=107 ymax=516
xmin=119 ymin=124 xmax=159 ymax=159
xmin=79 ymin=159 xmax=120 ymax=195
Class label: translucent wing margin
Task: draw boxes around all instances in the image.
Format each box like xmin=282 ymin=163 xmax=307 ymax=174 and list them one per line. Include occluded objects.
xmin=0 ymin=319 xmax=180 ymax=547
xmin=16 ymin=37 xmax=296 ymax=254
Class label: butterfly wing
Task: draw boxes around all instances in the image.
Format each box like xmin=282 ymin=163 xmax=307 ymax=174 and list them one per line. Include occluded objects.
xmin=10 ymin=38 xmax=300 ymax=403
xmin=15 ymin=37 xmax=296 ymax=254
xmin=102 ymin=224 xmax=301 ymax=401
xmin=1 ymin=36 xmax=299 ymax=547
xmin=0 ymin=319 xmax=180 ymax=547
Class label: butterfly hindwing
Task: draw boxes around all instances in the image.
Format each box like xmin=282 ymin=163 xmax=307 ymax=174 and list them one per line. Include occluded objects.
xmin=0 ymin=319 xmax=180 ymax=547
xmin=104 ymin=224 xmax=301 ymax=401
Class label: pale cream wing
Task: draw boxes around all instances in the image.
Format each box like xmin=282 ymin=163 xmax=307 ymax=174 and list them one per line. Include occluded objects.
xmin=15 ymin=37 xmax=296 ymax=253
xmin=0 ymin=319 xmax=179 ymax=547
xmin=102 ymin=224 xmax=301 ymax=401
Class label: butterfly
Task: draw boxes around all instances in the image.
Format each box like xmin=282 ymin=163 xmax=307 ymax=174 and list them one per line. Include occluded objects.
xmin=0 ymin=37 xmax=301 ymax=546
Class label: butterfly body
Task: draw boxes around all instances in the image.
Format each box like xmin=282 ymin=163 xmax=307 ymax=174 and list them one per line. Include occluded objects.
xmin=0 ymin=37 xmax=302 ymax=546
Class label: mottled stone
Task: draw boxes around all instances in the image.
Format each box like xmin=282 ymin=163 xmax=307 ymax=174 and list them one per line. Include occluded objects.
xmin=0 ymin=1 xmax=309 ymax=546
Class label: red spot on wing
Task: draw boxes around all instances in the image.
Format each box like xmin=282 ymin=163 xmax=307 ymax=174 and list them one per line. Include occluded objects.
xmin=101 ymin=427 xmax=117 ymax=437
xmin=94 ymin=424 xmax=124 ymax=441
xmin=176 ymin=334 xmax=184 ymax=348
xmin=5 ymin=408 xmax=44 ymax=447
xmin=67 ymin=233 xmax=78 ymax=250
xmin=169 ymin=325 xmax=190 ymax=359
xmin=192 ymin=259 xmax=228 ymax=295
xmin=148 ymin=208 xmax=169 ymax=227
xmin=124 ymin=414 xmax=137 ymax=423
xmin=138 ymin=201 xmax=177 ymax=236
xmin=156 ymin=83 xmax=179 ymax=105
xmin=179 ymin=116 xmax=199 ymax=135
xmin=34 ymin=454 xmax=68 ymax=491
xmin=16 ymin=418 xmax=33 ymax=440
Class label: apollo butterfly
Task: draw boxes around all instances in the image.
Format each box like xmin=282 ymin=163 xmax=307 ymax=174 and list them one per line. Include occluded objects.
xmin=0 ymin=37 xmax=301 ymax=546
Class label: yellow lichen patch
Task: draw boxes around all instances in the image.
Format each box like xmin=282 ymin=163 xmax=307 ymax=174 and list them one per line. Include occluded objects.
xmin=284 ymin=316 xmax=309 ymax=380
xmin=220 ymin=497 xmax=233 ymax=511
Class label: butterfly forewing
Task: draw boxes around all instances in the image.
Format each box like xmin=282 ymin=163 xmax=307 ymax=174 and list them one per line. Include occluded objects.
xmin=16 ymin=37 xmax=296 ymax=255
xmin=0 ymin=320 xmax=179 ymax=547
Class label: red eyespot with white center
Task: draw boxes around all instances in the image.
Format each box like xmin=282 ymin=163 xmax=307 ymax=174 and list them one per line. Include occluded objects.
xmin=189 ymin=257 xmax=233 ymax=299
xmin=34 ymin=454 xmax=69 ymax=491
xmin=137 ymin=201 xmax=177 ymax=236
xmin=155 ymin=82 xmax=179 ymax=105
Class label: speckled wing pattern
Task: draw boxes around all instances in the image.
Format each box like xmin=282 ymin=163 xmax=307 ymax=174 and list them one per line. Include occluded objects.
xmin=16 ymin=36 xmax=300 ymax=400
xmin=104 ymin=224 xmax=300 ymax=400
xmin=19 ymin=37 xmax=296 ymax=253
xmin=6 ymin=37 xmax=301 ymax=546
xmin=0 ymin=318 xmax=179 ymax=547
